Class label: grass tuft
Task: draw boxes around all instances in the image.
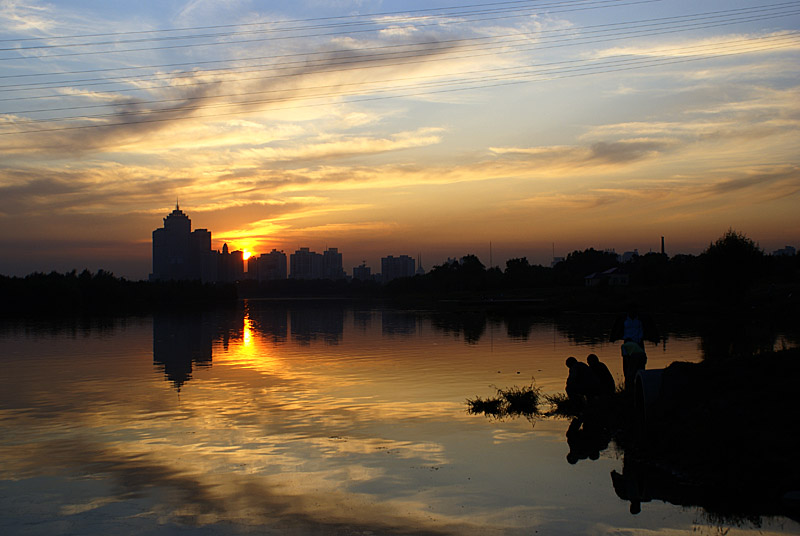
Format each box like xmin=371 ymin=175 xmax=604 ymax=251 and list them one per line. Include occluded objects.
xmin=466 ymin=384 xmax=541 ymax=419
xmin=501 ymin=385 xmax=542 ymax=416
xmin=543 ymin=392 xmax=580 ymax=418
xmin=466 ymin=396 xmax=503 ymax=415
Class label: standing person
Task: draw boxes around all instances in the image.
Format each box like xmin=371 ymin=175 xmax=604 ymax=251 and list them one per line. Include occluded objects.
xmin=565 ymin=356 xmax=593 ymax=402
xmin=623 ymin=310 xmax=644 ymax=348
xmin=620 ymin=339 xmax=647 ymax=392
xmin=587 ymin=353 xmax=615 ymax=396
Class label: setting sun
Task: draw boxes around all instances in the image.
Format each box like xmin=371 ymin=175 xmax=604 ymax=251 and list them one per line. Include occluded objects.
xmin=0 ymin=0 xmax=797 ymax=281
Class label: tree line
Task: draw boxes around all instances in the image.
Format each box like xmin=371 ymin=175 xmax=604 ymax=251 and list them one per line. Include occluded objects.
xmin=385 ymin=230 xmax=799 ymax=306
xmin=0 ymin=269 xmax=237 ymax=313
xmin=2 ymin=230 xmax=797 ymax=312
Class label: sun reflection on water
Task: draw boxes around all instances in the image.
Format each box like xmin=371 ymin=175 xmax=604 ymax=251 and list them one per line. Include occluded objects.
xmin=2 ymin=307 xmax=796 ymax=535
xmin=214 ymin=309 xmax=282 ymax=374
xmin=243 ymin=314 xmax=253 ymax=348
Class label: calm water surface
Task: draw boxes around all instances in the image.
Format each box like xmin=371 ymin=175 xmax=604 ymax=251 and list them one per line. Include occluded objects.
xmin=1 ymin=301 xmax=797 ymax=535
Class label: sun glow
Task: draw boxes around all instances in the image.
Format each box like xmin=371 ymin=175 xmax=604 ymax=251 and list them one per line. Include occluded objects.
xmin=242 ymin=250 xmax=252 ymax=261
xmin=243 ymin=315 xmax=253 ymax=348
xmin=214 ymin=311 xmax=282 ymax=374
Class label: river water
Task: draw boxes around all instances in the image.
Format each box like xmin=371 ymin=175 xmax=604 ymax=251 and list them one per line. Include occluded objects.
xmin=1 ymin=301 xmax=797 ymax=535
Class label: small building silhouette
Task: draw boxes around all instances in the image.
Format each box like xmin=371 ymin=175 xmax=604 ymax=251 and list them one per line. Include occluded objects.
xmin=353 ymin=262 xmax=372 ymax=281
xmin=584 ymin=267 xmax=629 ymax=287
xmin=773 ymin=245 xmax=796 ymax=256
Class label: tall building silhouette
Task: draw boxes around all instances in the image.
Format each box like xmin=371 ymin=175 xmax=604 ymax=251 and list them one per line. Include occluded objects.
xmin=150 ymin=203 xmax=243 ymax=282
xmin=322 ymin=248 xmax=346 ymax=280
xmin=251 ymin=249 xmax=288 ymax=281
xmin=290 ymin=247 xmax=323 ymax=279
xmin=289 ymin=247 xmax=346 ymax=280
xmin=381 ymin=255 xmax=415 ymax=283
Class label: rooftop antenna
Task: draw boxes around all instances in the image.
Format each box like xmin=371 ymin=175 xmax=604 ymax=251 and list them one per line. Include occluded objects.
xmin=489 ymin=241 xmax=493 ymax=268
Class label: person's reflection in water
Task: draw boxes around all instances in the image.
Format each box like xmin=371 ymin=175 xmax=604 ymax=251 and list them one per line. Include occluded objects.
xmin=620 ymin=339 xmax=647 ymax=392
xmin=611 ymin=457 xmax=650 ymax=514
xmin=565 ymin=416 xmax=611 ymax=465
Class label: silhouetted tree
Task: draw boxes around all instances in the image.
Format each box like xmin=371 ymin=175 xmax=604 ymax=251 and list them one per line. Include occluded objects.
xmin=459 ymin=254 xmax=487 ymax=291
xmin=553 ymin=248 xmax=619 ymax=286
xmin=0 ymin=270 xmax=237 ymax=313
xmin=626 ymin=252 xmax=669 ymax=286
xmin=504 ymin=257 xmax=532 ymax=287
xmin=666 ymin=254 xmax=702 ymax=286
xmin=418 ymin=255 xmax=492 ymax=293
xmin=700 ymin=229 xmax=764 ymax=301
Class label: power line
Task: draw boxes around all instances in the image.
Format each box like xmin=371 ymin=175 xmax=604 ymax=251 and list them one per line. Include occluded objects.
xmin=0 ymin=0 xmax=664 ymax=61
xmin=0 ymin=0 xmax=593 ymax=43
xmin=2 ymin=2 xmax=794 ymax=86
xmin=8 ymin=33 xmax=799 ymax=119
xmin=2 ymin=0 xmax=797 ymax=136
xmin=0 ymin=2 xmax=645 ymax=81
xmin=1 ymin=36 xmax=795 ymax=136
xmin=1 ymin=5 xmax=796 ymax=102
xmin=0 ymin=0 xmax=645 ymax=52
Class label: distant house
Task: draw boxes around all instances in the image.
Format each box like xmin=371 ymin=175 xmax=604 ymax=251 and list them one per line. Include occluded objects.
xmin=584 ymin=267 xmax=629 ymax=287
xmin=621 ymin=249 xmax=639 ymax=263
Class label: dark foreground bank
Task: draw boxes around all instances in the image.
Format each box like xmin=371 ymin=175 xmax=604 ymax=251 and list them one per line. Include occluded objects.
xmin=468 ymin=347 xmax=800 ymax=524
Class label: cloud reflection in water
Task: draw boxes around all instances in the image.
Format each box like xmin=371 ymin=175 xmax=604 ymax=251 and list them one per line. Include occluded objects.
xmin=1 ymin=305 xmax=797 ymax=535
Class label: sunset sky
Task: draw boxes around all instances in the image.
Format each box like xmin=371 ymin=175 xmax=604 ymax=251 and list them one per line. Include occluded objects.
xmin=1 ymin=0 xmax=798 ymax=279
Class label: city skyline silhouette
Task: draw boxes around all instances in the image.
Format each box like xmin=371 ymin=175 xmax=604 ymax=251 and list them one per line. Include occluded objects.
xmin=1 ymin=1 xmax=797 ymax=279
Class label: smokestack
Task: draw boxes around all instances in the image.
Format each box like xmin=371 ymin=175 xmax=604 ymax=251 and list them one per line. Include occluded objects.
xmin=661 ymin=236 xmax=665 ymax=255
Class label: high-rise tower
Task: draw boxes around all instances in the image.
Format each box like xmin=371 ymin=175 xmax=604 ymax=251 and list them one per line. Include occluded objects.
xmin=151 ymin=203 xmax=225 ymax=282
xmin=152 ymin=203 xmax=194 ymax=280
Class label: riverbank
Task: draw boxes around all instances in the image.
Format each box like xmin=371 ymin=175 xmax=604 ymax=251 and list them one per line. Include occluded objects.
xmin=634 ymin=348 xmax=800 ymax=518
xmin=468 ymin=347 xmax=800 ymax=523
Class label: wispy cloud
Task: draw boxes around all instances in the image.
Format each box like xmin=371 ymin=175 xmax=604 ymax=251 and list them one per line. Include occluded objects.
xmin=1 ymin=2 xmax=798 ymax=274
xmin=591 ymin=32 xmax=800 ymax=60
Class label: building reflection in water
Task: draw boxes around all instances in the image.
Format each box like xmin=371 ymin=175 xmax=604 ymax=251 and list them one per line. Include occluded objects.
xmin=152 ymin=312 xmax=214 ymax=391
xmin=352 ymin=307 xmax=374 ymax=332
xmin=153 ymin=307 xmax=244 ymax=390
xmin=290 ymin=305 xmax=344 ymax=346
xmin=381 ymin=309 xmax=418 ymax=336
xmin=144 ymin=301 xmax=800 ymax=527
xmin=152 ymin=303 xmax=347 ymax=390
xmin=246 ymin=303 xmax=288 ymax=343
